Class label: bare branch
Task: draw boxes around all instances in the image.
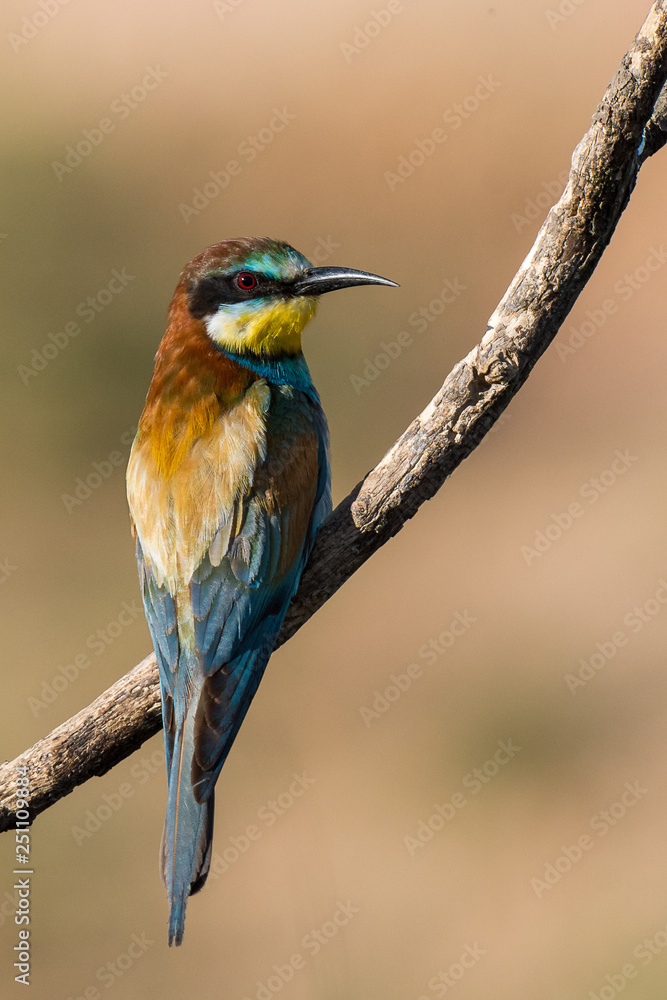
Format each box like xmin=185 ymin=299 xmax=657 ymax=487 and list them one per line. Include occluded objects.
xmin=2 ymin=1 xmax=667 ymax=832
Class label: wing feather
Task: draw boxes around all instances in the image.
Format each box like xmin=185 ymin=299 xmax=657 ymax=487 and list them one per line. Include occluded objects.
xmin=129 ymin=381 xmax=331 ymax=834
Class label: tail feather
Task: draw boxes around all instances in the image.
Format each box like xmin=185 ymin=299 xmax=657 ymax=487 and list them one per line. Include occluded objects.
xmin=160 ymin=695 xmax=214 ymax=947
xmin=159 ymin=640 xmax=276 ymax=945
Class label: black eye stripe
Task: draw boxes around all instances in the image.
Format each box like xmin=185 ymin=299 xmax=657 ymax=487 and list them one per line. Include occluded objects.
xmin=188 ymin=271 xmax=288 ymax=318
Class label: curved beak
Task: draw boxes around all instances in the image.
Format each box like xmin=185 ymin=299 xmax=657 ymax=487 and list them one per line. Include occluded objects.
xmin=292 ymin=266 xmax=399 ymax=297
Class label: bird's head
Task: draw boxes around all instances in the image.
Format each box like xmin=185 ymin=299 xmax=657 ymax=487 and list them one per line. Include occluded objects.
xmin=181 ymin=237 xmax=398 ymax=358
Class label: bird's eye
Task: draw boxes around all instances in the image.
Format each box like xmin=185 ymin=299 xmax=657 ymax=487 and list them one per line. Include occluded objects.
xmin=236 ymin=272 xmax=257 ymax=290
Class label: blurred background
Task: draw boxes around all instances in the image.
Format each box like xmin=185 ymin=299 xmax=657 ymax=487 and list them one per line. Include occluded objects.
xmin=2 ymin=0 xmax=667 ymax=997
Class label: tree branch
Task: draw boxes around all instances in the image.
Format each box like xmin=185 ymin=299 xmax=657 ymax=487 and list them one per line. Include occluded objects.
xmin=2 ymin=1 xmax=667 ymax=832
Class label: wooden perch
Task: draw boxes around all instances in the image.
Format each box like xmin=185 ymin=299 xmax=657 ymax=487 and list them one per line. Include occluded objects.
xmin=2 ymin=0 xmax=667 ymax=832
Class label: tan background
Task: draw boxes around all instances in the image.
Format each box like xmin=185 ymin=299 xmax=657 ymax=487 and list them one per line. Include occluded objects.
xmin=2 ymin=0 xmax=667 ymax=997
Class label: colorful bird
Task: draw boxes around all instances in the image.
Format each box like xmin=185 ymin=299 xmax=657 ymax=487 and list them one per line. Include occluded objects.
xmin=126 ymin=237 xmax=397 ymax=945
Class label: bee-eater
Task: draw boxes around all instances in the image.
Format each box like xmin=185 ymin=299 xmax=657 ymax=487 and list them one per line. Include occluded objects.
xmin=126 ymin=237 xmax=397 ymax=945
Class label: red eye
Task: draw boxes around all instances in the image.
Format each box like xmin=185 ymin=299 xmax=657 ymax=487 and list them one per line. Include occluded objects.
xmin=236 ymin=271 xmax=257 ymax=290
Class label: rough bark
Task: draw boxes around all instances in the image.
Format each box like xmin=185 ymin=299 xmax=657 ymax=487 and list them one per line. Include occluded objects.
xmin=2 ymin=1 xmax=667 ymax=832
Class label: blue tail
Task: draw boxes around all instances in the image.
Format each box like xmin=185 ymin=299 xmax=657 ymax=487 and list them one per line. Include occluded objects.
xmin=159 ymin=639 xmax=276 ymax=944
xmin=160 ymin=690 xmax=213 ymax=947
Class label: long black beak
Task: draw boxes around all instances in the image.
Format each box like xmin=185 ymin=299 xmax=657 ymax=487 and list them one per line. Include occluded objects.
xmin=293 ymin=266 xmax=399 ymax=296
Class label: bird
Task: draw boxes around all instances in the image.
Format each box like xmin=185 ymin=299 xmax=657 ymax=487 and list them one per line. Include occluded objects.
xmin=126 ymin=237 xmax=397 ymax=945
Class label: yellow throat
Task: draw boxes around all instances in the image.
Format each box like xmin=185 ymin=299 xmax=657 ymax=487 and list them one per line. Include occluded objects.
xmin=204 ymin=295 xmax=318 ymax=357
